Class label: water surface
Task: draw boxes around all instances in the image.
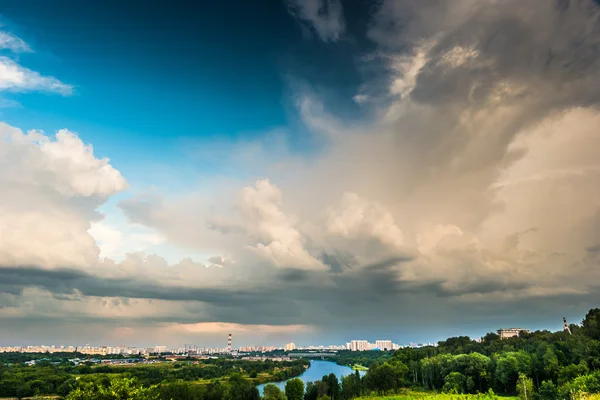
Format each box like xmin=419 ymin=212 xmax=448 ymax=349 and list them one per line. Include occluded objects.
xmin=257 ymin=360 xmax=366 ymax=395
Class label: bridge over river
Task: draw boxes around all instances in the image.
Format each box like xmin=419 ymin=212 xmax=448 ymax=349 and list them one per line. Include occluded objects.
xmin=288 ymin=352 xmax=337 ymax=359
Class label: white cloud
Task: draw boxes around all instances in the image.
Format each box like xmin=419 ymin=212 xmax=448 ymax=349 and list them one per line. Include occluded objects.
xmin=0 ymin=56 xmax=72 ymax=95
xmin=89 ymin=221 xmax=164 ymax=260
xmin=0 ymin=31 xmax=32 ymax=53
xmin=0 ymin=123 xmax=127 ymax=268
xmin=328 ymin=192 xmax=405 ymax=251
xmin=352 ymin=94 xmax=370 ymax=105
xmin=241 ymin=179 xmax=324 ymax=270
xmin=286 ymin=0 xmax=345 ymax=42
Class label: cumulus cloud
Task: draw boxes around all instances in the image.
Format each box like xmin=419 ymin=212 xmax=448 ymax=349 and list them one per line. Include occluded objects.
xmin=241 ymin=179 xmax=324 ymax=270
xmin=89 ymin=221 xmax=164 ymax=259
xmin=0 ymin=124 xmax=126 ymax=268
xmin=327 ymin=192 xmax=404 ymax=250
xmin=286 ymin=0 xmax=345 ymax=42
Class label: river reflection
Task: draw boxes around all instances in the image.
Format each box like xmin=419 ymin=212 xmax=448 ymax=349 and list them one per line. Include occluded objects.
xmin=257 ymin=360 xmax=366 ymax=395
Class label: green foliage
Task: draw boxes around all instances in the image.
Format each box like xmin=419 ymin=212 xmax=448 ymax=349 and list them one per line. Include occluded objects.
xmin=443 ymin=371 xmax=466 ymax=394
xmin=285 ymin=377 xmax=304 ymax=400
xmin=515 ymin=374 xmax=533 ymax=400
xmin=334 ymin=351 xmax=395 ymax=369
xmin=224 ymin=373 xmax=260 ymax=400
xmin=495 ymin=352 xmax=531 ymax=393
xmin=304 ymin=381 xmax=319 ymax=400
xmin=341 ymin=371 xmax=363 ymax=399
xmin=537 ymin=380 xmax=557 ymax=400
xmin=583 ymin=309 xmax=600 ymax=340
xmin=364 ymin=361 xmax=408 ymax=394
xmin=325 ymin=373 xmax=341 ymax=399
xmin=420 ymin=352 xmax=491 ymax=393
xmin=0 ymin=357 xmax=306 ymax=399
xmin=264 ymin=383 xmax=287 ymax=400
xmin=65 ymin=377 xmax=158 ymax=400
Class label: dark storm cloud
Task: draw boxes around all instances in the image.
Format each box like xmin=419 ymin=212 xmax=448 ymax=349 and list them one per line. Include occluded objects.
xmin=0 ymin=266 xmax=276 ymax=306
xmin=369 ymin=0 xmax=600 ymax=124
xmin=320 ymin=251 xmax=357 ymax=273
xmin=587 ymin=244 xmax=600 ymax=253
xmin=278 ymin=268 xmax=311 ymax=282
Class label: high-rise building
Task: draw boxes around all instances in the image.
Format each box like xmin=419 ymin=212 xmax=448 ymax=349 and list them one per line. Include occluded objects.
xmin=284 ymin=342 xmax=296 ymax=351
xmin=350 ymin=340 xmax=369 ymax=351
xmin=154 ymin=346 xmax=167 ymax=354
xmin=375 ymin=340 xmax=393 ymax=350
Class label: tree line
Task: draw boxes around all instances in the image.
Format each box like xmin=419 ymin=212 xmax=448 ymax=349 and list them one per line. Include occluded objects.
xmin=0 ymin=358 xmax=307 ymax=399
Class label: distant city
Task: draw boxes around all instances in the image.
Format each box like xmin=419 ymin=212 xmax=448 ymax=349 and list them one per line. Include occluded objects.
xmin=0 ymin=337 xmax=438 ymax=356
xmin=0 ymin=327 xmax=540 ymax=357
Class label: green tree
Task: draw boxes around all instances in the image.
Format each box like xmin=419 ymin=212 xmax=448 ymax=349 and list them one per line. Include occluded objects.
xmin=285 ymin=378 xmax=304 ymax=400
xmin=65 ymin=377 xmax=158 ymax=400
xmin=325 ymin=373 xmax=340 ymax=399
xmin=583 ymin=308 xmax=600 ymax=340
xmin=483 ymin=332 xmax=500 ymax=343
xmin=264 ymin=383 xmax=287 ymax=400
xmin=495 ymin=352 xmax=531 ymax=393
xmin=558 ymin=362 xmax=589 ymax=385
xmin=304 ymin=382 xmax=318 ymax=400
xmin=516 ymin=374 xmax=533 ymax=400
xmin=225 ymin=373 xmax=260 ymax=400
xmin=340 ymin=372 xmax=361 ymax=399
xmin=537 ymin=380 xmax=557 ymax=400
xmin=443 ymin=371 xmax=465 ymax=394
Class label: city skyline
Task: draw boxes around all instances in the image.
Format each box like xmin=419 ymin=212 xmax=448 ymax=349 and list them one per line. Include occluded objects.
xmin=0 ymin=339 xmax=434 ymax=355
xmin=1 ymin=0 xmax=600 ymax=346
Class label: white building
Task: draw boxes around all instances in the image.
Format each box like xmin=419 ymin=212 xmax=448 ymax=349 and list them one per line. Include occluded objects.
xmin=154 ymin=345 xmax=168 ymax=353
xmin=375 ymin=340 xmax=393 ymax=351
xmin=284 ymin=342 xmax=296 ymax=351
xmin=350 ymin=340 xmax=369 ymax=351
xmin=497 ymin=328 xmax=530 ymax=340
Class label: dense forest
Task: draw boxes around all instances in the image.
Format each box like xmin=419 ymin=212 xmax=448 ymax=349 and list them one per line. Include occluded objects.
xmin=0 ymin=358 xmax=308 ymax=399
xmin=2 ymin=307 xmax=600 ymax=399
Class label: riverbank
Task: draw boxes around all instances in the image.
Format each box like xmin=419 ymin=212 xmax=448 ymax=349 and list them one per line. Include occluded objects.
xmin=351 ymin=364 xmax=369 ymax=371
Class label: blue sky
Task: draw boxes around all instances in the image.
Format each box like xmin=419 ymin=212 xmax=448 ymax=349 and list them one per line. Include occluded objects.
xmin=1 ymin=0 xmax=600 ymax=347
xmin=0 ymin=0 xmax=373 ymax=187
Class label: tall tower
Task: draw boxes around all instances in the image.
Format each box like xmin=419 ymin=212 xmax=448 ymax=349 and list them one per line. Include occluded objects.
xmin=563 ymin=317 xmax=572 ymax=334
xmin=228 ymin=333 xmax=232 ymax=352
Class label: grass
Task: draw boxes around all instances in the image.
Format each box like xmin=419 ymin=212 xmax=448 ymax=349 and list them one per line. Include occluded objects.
xmin=355 ymin=392 xmax=518 ymax=400
xmin=352 ymin=364 xmax=369 ymax=371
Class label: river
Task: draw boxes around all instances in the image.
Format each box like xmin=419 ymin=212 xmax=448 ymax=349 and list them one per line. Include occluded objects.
xmin=257 ymin=360 xmax=366 ymax=395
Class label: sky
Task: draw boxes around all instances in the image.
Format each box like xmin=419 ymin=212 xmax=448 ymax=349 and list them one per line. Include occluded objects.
xmin=1 ymin=0 xmax=600 ymax=348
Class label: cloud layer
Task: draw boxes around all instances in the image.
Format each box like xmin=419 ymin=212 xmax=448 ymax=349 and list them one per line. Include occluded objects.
xmin=2 ymin=0 xmax=600 ymax=346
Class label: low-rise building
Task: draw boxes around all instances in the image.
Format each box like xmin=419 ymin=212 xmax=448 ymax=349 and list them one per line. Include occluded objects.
xmin=497 ymin=328 xmax=530 ymax=339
